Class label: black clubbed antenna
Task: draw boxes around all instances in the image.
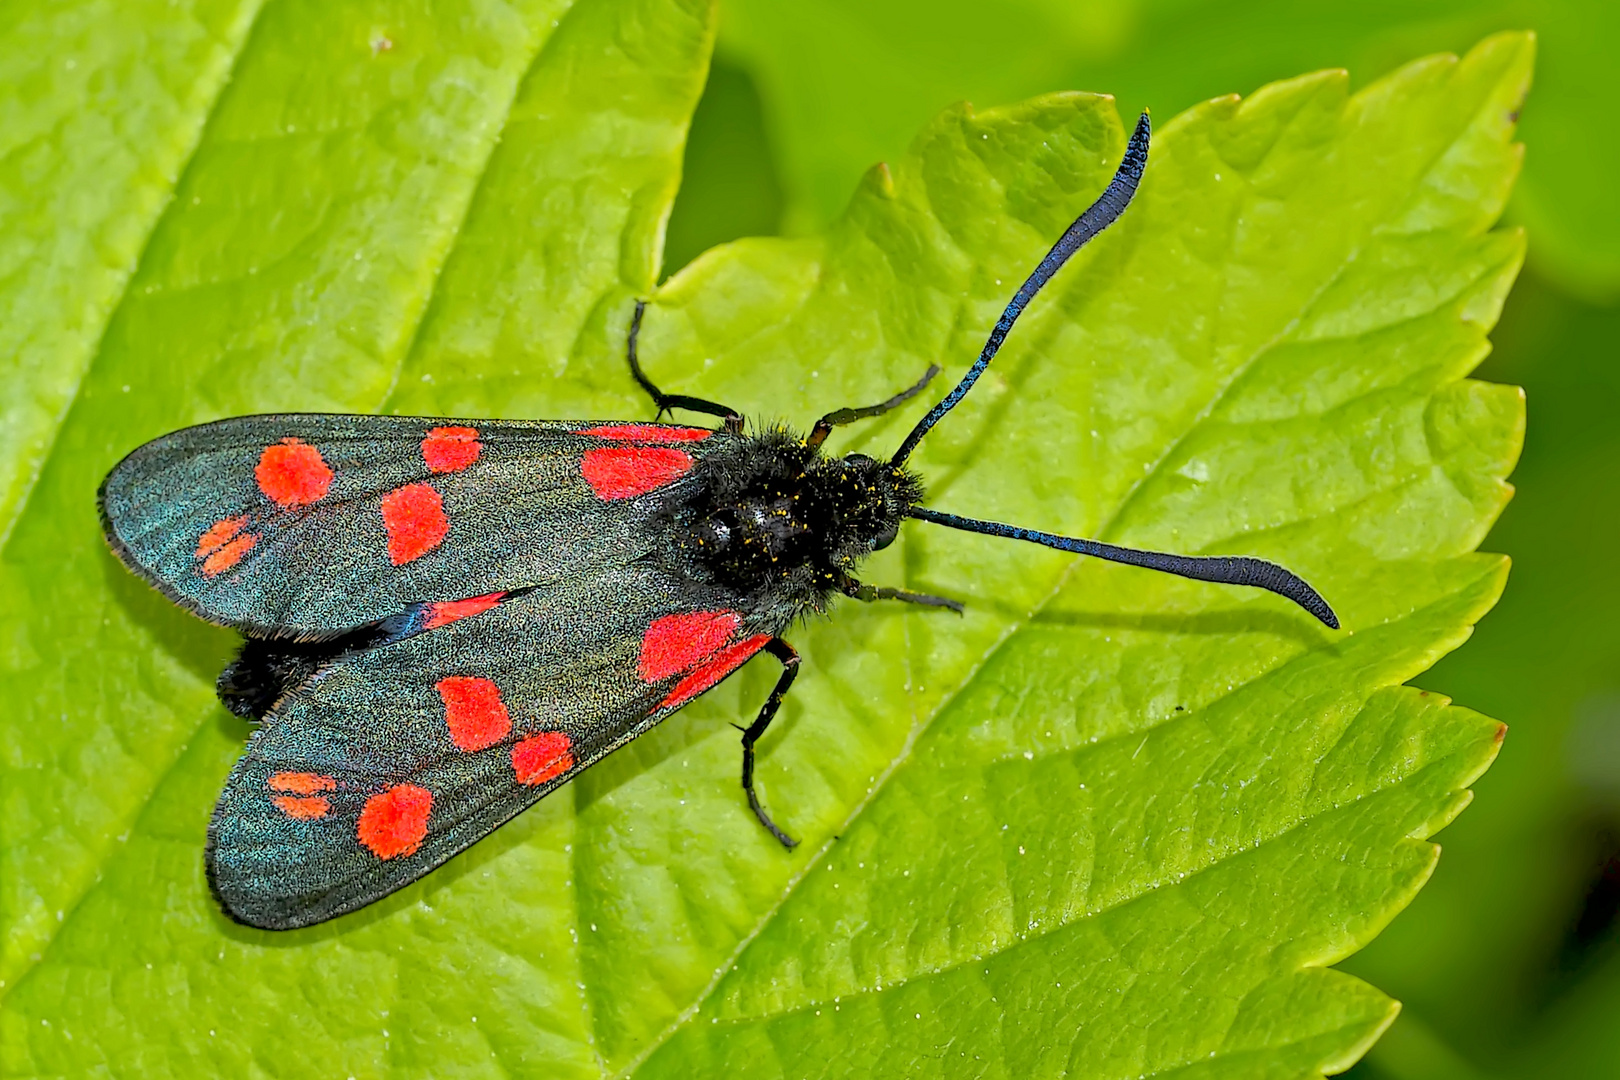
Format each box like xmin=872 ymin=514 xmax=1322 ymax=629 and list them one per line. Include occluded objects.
xmin=889 ymin=110 xmax=1151 ymax=467
xmin=908 ymin=508 xmax=1339 ymax=628
xmin=892 ymin=110 xmax=1340 ymax=629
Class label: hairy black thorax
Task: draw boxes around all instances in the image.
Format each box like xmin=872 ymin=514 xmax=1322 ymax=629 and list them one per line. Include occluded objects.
xmin=658 ymin=428 xmax=924 ymax=610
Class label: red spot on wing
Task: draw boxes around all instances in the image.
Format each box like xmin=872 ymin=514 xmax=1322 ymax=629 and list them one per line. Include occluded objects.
xmin=424 ymin=591 xmax=505 ymax=629
xmin=272 ymin=795 xmax=330 ymax=820
xmin=381 ymin=483 xmax=448 ymax=565
xmin=638 ymin=610 xmax=742 ymax=682
xmin=197 ymin=516 xmax=258 ymax=577
xmin=512 ymin=731 xmax=574 ymax=785
xmin=660 ymin=634 xmax=772 ymax=710
xmin=436 ymin=675 xmax=512 ymax=752
xmin=422 ymin=426 xmax=481 ymax=473
xmin=268 ymin=772 xmax=336 ymax=794
xmin=581 ymin=447 xmax=693 ymax=500
xmin=584 ymin=424 xmax=711 ymax=443
xmin=197 ymin=515 xmax=247 ymax=556
xmin=357 ymin=784 xmax=433 ymax=859
xmin=256 ymin=438 xmax=333 ymax=507
xmin=203 ymin=535 xmax=257 ymax=576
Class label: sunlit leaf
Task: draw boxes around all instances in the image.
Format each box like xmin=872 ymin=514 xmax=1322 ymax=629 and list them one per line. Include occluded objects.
xmin=0 ymin=6 xmax=1524 ymax=1076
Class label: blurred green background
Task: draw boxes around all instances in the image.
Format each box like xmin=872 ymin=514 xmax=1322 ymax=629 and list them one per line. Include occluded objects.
xmin=662 ymin=2 xmax=1620 ymax=1077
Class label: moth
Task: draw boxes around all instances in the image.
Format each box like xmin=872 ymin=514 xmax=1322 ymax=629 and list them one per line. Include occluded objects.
xmin=99 ymin=113 xmax=1336 ymax=930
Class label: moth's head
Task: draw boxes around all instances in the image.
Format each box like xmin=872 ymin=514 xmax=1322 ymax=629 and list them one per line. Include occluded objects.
xmin=809 ymin=451 xmax=924 ymax=566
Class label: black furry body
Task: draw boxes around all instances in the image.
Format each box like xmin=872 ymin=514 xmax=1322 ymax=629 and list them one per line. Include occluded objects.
xmin=655 ymin=430 xmax=923 ymax=619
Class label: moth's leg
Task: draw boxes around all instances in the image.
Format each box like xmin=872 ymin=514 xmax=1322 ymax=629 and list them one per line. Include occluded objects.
xmin=626 ymin=300 xmax=742 ymax=432
xmin=805 ymin=364 xmax=941 ymax=449
xmin=739 ymin=637 xmax=801 ymax=849
xmin=841 ymin=574 xmax=964 ymax=613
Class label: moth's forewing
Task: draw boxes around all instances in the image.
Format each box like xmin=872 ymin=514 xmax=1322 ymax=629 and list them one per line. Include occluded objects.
xmin=97 ymin=415 xmax=725 ymax=636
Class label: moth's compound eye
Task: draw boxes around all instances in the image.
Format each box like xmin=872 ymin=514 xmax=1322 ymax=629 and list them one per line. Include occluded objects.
xmin=870 ymin=521 xmax=899 ymax=551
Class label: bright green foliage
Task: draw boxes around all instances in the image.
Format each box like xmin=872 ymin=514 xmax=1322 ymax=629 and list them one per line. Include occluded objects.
xmin=0 ymin=3 xmax=1524 ymax=1076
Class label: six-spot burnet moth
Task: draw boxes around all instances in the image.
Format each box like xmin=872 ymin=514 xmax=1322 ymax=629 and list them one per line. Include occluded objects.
xmin=98 ymin=111 xmax=1337 ymax=931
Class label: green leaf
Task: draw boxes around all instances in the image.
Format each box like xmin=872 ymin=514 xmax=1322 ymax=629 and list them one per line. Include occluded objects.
xmin=720 ymin=0 xmax=1620 ymax=301
xmin=0 ymin=8 xmax=1524 ymax=1079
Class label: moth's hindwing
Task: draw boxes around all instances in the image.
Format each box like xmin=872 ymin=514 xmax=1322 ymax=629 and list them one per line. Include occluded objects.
xmin=208 ymin=567 xmax=777 ymax=929
xmin=98 ymin=415 xmax=725 ymax=636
